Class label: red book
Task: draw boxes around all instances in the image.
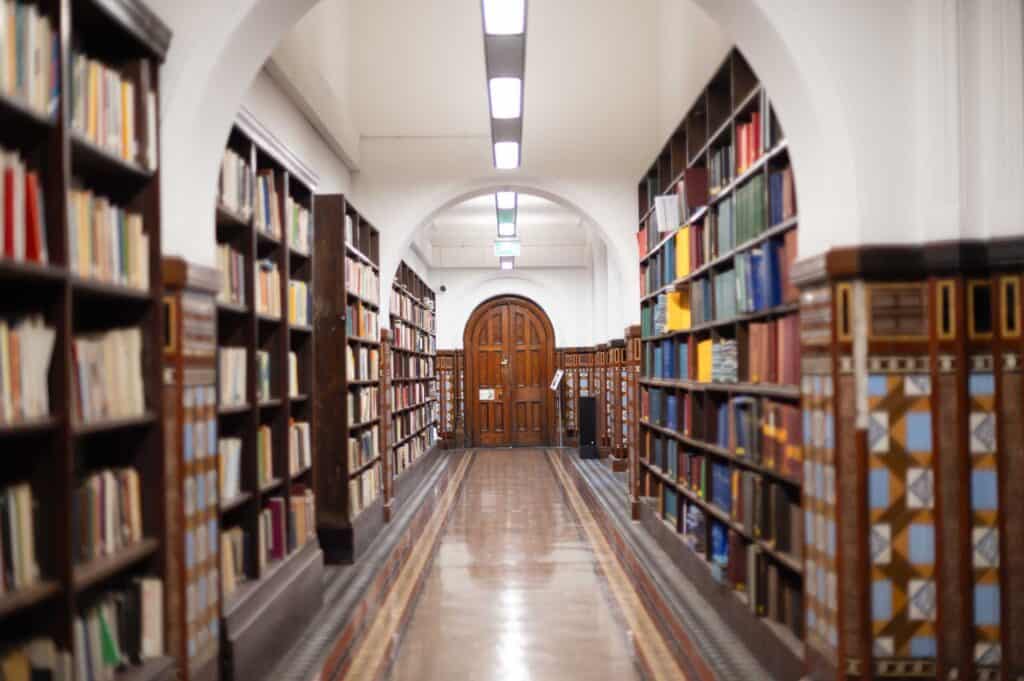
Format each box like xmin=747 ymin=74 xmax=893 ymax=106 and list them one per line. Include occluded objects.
xmin=24 ymin=172 xmax=44 ymax=263
xmin=781 ymin=405 xmax=803 ymax=481
xmin=266 ymin=497 xmax=286 ymax=560
xmin=727 ymin=529 xmax=747 ymax=589
xmin=3 ymin=167 xmax=15 ymax=258
xmin=636 ymin=229 xmax=648 ymax=259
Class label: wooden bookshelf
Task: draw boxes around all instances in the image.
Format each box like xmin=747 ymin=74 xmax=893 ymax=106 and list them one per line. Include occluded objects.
xmin=436 ymin=349 xmax=465 ymax=448
xmin=213 ymin=111 xmax=323 ymax=681
xmin=387 ymin=261 xmax=439 ymax=489
xmin=0 ymin=0 xmax=174 ymax=678
xmin=633 ymin=48 xmax=803 ymax=681
xmin=312 ymin=194 xmax=384 ymax=563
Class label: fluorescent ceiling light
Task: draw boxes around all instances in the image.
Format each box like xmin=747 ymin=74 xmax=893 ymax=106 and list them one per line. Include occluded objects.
xmin=496 ymin=191 xmax=516 ymax=210
xmin=488 ymin=78 xmax=522 ymax=119
xmin=498 ymin=221 xmax=516 ymax=237
xmin=494 ymin=141 xmax=520 ymax=169
xmin=494 ymin=239 xmax=521 ymax=257
xmin=500 ymin=256 xmax=515 ymax=270
xmin=483 ymin=0 xmax=525 ymax=35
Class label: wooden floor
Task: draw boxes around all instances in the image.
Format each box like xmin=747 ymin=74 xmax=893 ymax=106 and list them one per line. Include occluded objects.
xmin=339 ymin=449 xmax=689 ymax=681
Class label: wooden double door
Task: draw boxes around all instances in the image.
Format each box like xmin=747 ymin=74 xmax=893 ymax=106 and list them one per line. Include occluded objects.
xmin=465 ymin=296 xmax=555 ymax=447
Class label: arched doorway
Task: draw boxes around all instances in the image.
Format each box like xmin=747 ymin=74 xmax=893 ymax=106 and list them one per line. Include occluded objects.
xmin=464 ymin=296 xmax=556 ymax=447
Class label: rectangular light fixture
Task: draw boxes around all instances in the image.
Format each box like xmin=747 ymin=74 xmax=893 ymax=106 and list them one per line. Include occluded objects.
xmin=488 ymin=77 xmax=522 ymax=119
xmin=483 ymin=0 xmax=525 ymax=35
xmin=497 ymin=221 xmax=516 ymax=237
xmin=500 ymin=256 xmax=515 ymax=270
xmin=496 ymin=191 xmax=516 ymax=210
xmin=494 ymin=239 xmax=521 ymax=257
xmin=494 ymin=141 xmax=520 ymax=169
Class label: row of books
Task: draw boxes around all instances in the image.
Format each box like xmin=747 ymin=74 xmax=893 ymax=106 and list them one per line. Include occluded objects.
xmin=288 ymin=351 xmax=300 ymax=397
xmin=346 ymin=257 xmax=378 ymax=303
xmin=220 ymin=526 xmax=246 ymax=599
xmin=393 ymin=381 xmax=430 ymax=409
xmin=219 ymin=347 xmax=246 ymax=407
xmin=216 ymin=244 xmax=245 ymax=306
xmin=348 ymin=386 xmax=378 ymax=423
xmin=284 ymin=195 xmax=311 ymax=255
xmin=0 ymin=315 xmax=55 ymax=425
xmin=391 ymin=320 xmax=434 ymax=353
xmin=288 ymin=280 xmax=310 ymax=326
xmin=289 ymin=420 xmax=311 ymax=474
xmin=734 ymin=174 xmax=766 ymax=246
xmin=347 ymin=425 xmax=379 ymax=471
xmin=734 ymin=112 xmax=762 ymax=175
xmin=0 ymin=1 xmax=58 ymax=119
xmin=256 ymin=350 xmax=271 ymax=402
xmin=69 ymin=187 xmax=149 ymax=291
xmin=345 ymin=302 xmax=378 ymax=340
xmin=1 ymin=482 xmax=39 ymax=592
xmin=72 ymin=578 xmax=165 ymax=681
xmin=349 ymin=463 xmax=380 ymax=518
xmin=255 ymin=259 xmax=281 ymax=317
xmin=0 ymin=638 xmax=71 ymax=680
xmin=219 ymin=438 xmax=243 ymax=502
xmin=748 ymin=316 xmax=800 ymax=386
xmin=219 ymin=148 xmax=253 ymax=219
xmin=1 ymin=148 xmax=48 ymax=264
xmin=711 ymin=464 xmax=803 ymax=553
xmin=254 ymin=170 xmax=282 ymax=239
xmin=768 ymin=166 xmax=796 ymax=226
xmin=256 ymin=425 xmax=274 ymax=487
xmin=346 ymin=345 xmax=379 ymax=382
xmin=708 ymin=142 xmax=733 ymax=193
xmin=70 ymin=53 xmax=157 ymax=170
xmin=391 ymin=354 xmax=434 ymax=379
xmin=72 ymin=468 xmax=143 ymax=564
xmin=394 ymin=431 xmax=434 ymax=477
xmin=390 ymin=290 xmax=435 ymax=331
xmin=393 ymin=405 xmax=432 ymax=442
xmin=72 ymin=326 xmax=144 ymax=424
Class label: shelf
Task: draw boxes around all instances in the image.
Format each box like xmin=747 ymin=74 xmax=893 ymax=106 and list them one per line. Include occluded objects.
xmin=220 ymin=491 xmax=253 ymax=513
xmin=0 ymin=91 xmax=56 ymax=131
xmin=0 ymin=258 xmax=66 ymax=284
xmin=391 ymin=399 xmax=435 ymax=416
xmin=219 ymin=403 xmax=252 ymax=416
xmin=350 ymin=417 xmax=380 ymax=430
xmin=348 ymin=378 xmax=380 ymax=387
xmin=0 ymin=579 xmax=61 ymax=619
xmin=639 ymin=377 xmax=800 ymax=400
xmin=708 ymin=140 xmax=789 ymax=208
xmin=289 ymin=323 xmax=313 ymax=333
xmin=255 ymin=229 xmax=282 ymax=247
xmin=641 ymin=300 xmax=799 ymax=341
xmin=71 ymin=276 xmax=152 ymax=303
xmin=257 ymin=311 xmax=283 ymax=324
xmin=290 ymin=464 xmax=312 ymax=479
xmin=259 ymin=477 xmax=284 ymax=494
xmin=348 ymin=335 xmax=381 ymax=347
xmin=349 ymin=455 xmax=381 ymax=478
xmin=73 ymin=538 xmax=160 ymax=591
xmin=74 ymin=412 xmax=156 ymax=436
xmin=71 ymin=132 xmax=154 ymax=182
xmin=390 ymin=376 xmax=434 ymax=383
xmin=217 ymin=300 xmax=249 ymax=315
xmin=216 ymin=204 xmax=252 ymax=230
xmin=392 ymin=420 xmax=437 ymax=448
xmin=391 ymin=347 xmax=435 ymax=358
xmin=639 ymin=460 xmax=801 ymax=574
xmin=289 ymin=246 xmax=312 ymax=260
xmin=259 ymin=398 xmax=283 ymax=409
xmin=289 ymin=393 xmax=308 ymax=403
xmin=390 ymin=314 xmax=434 ymax=335
xmin=346 ymin=290 xmax=380 ymax=308
xmin=638 ymin=419 xmax=801 ymax=487
xmin=0 ymin=415 xmax=60 ymax=437
xmin=113 ymin=656 xmax=176 ymax=681
xmin=345 ymin=243 xmax=378 ymax=270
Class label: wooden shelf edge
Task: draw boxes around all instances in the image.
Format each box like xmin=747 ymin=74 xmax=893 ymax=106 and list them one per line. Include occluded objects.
xmin=0 ymin=579 xmax=61 ymax=619
xmin=113 ymin=656 xmax=176 ymax=681
xmin=0 ymin=415 xmax=60 ymax=437
xmin=219 ymin=491 xmax=254 ymax=513
xmin=72 ymin=538 xmax=160 ymax=590
xmin=74 ymin=412 xmax=156 ymax=436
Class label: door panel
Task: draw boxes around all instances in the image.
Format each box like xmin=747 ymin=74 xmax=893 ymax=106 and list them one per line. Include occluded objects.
xmin=466 ymin=297 xmax=554 ymax=446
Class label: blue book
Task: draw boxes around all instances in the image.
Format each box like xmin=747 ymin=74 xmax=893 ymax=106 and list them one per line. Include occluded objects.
xmin=764 ymin=238 xmax=782 ymax=308
xmin=650 ymin=388 xmax=663 ymax=425
xmin=666 ymin=395 xmax=678 ymax=430
xmin=653 ymin=344 xmax=663 ymax=379
xmin=712 ymin=462 xmax=732 ymax=513
xmin=716 ymin=402 xmax=730 ymax=448
xmin=661 ymin=339 xmax=674 ymax=377
xmin=667 ymin=439 xmax=678 ymax=478
xmin=663 ymin=237 xmax=676 ymax=285
xmin=710 ymin=520 xmax=729 ymax=567
xmin=749 ymin=248 xmax=766 ymax=311
xmin=677 ymin=341 xmax=688 ymax=379
xmin=654 ymin=436 xmax=665 ymax=470
xmin=665 ymin=488 xmax=679 ymax=523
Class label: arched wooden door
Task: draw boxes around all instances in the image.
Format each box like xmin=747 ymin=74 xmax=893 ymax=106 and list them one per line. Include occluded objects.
xmin=464 ymin=296 xmax=555 ymax=447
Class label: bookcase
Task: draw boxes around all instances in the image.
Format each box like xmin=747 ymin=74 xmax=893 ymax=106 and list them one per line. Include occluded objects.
xmin=437 ymin=350 xmax=457 ymax=446
xmin=634 ymin=48 xmax=802 ymax=680
xmin=311 ymin=194 xmax=383 ymax=563
xmin=213 ymin=110 xmax=322 ymax=681
xmin=0 ymin=0 xmax=174 ymax=678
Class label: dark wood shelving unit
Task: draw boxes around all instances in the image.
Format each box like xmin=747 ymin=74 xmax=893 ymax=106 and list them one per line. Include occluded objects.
xmin=632 ymin=48 xmax=804 ymax=681
xmin=211 ymin=110 xmax=323 ymax=681
xmin=0 ymin=1 xmax=174 ymax=679
xmin=312 ymin=194 xmax=383 ymax=563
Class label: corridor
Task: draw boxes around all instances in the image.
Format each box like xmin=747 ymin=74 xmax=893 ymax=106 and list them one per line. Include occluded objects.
xmin=343 ymin=449 xmax=686 ymax=681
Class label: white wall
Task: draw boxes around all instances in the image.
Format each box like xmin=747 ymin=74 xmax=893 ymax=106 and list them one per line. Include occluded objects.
xmin=241 ymin=69 xmax=354 ymax=193
xmin=433 ymin=268 xmax=595 ymax=349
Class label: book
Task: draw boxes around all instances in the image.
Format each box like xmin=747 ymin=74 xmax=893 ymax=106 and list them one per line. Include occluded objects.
xmin=0 ymin=315 xmax=55 ymax=425
xmin=696 ymin=339 xmax=713 ymax=382
xmin=288 ymin=351 xmax=299 ymax=397
xmin=72 ymin=578 xmax=163 ymax=681
xmin=257 ymin=350 xmax=271 ymax=402
xmin=68 ymin=187 xmax=149 ymax=290
xmin=288 ymin=280 xmax=310 ymax=326
xmin=72 ymin=469 xmax=143 ymax=563
xmin=71 ymin=326 xmax=145 ymax=424
xmin=216 ymin=244 xmax=246 ymax=306
xmin=218 ymin=347 xmax=246 ymax=407
xmin=220 ymin=527 xmax=247 ymax=598
xmin=255 ymin=259 xmax=281 ymax=317
xmin=0 ymin=483 xmax=40 ymax=592
xmin=654 ymin=195 xmax=680 ymax=233
xmin=289 ymin=421 xmax=311 ymax=474
xmin=285 ymin=196 xmax=311 ymax=254
xmin=675 ymin=227 xmax=691 ymax=278
xmin=218 ymin=438 xmax=242 ymax=502
xmin=666 ymin=290 xmax=691 ymax=331
xmin=0 ymin=2 xmax=59 ymax=118
xmin=219 ymin=147 xmax=253 ymax=218
xmin=254 ymin=170 xmax=281 ymax=238
xmin=346 ymin=257 xmax=380 ymax=303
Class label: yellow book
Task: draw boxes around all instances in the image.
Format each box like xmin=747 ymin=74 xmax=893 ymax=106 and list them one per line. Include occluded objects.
xmin=696 ymin=339 xmax=712 ymax=382
xmin=675 ymin=226 xmax=691 ymax=279
xmin=665 ymin=290 xmax=691 ymax=331
xmin=87 ymin=62 xmax=98 ymax=140
xmin=121 ymin=80 xmax=133 ymax=161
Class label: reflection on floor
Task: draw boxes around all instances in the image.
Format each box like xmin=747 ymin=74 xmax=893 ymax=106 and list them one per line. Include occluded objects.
xmin=341 ymin=449 xmax=688 ymax=681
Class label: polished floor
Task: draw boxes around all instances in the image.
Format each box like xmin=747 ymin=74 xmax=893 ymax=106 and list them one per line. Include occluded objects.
xmin=384 ymin=449 xmax=644 ymax=681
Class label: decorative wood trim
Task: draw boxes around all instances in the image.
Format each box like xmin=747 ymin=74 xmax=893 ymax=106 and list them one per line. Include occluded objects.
xmin=236 ymin=107 xmax=320 ymax=190
xmin=162 ymin=257 xmax=220 ymax=294
xmin=90 ymin=0 xmax=172 ymax=57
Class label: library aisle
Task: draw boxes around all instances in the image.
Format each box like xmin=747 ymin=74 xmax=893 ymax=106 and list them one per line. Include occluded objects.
xmin=341 ymin=450 xmax=677 ymax=681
